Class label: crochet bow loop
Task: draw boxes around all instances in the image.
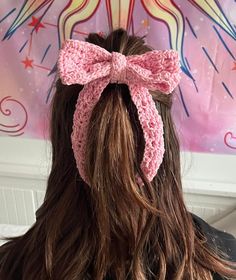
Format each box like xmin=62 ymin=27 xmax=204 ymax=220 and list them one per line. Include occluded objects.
xmin=58 ymin=40 xmax=111 ymax=85
xmin=126 ymin=50 xmax=181 ymax=93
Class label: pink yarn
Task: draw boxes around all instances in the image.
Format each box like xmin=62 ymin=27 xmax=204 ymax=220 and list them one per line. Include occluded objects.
xmin=58 ymin=39 xmax=181 ymax=185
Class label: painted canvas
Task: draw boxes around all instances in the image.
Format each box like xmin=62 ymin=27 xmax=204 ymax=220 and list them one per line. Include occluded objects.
xmin=0 ymin=0 xmax=236 ymax=153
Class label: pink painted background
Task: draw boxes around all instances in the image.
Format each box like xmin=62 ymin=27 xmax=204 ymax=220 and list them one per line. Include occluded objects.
xmin=0 ymin=0 xmax=236 ymax=154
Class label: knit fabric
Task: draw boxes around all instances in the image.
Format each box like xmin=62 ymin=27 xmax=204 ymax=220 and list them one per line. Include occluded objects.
xmin=58 ymin=39 xmax=181 ymax=185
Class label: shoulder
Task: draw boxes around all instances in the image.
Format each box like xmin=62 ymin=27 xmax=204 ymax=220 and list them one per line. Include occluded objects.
xmin=0 ymin=237 xmax=23 ymax=280
xmin=0 ymin=241 xmax=11 ymax=278
xmin=191 ymin=213 xmax=236 ymax=262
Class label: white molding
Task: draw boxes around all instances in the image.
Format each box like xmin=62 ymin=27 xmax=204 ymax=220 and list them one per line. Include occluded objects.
xmin=180 ymin=152 xmax=236 ymax=185
xmin=0 ymin=162 xmax=48 ymax=180
xmin=0 ymin=137 xmax=50 ymax=180
xmin=0 ymin=137 xmax=235 ymax=196
xmin=183 ymin=180 xmax=236 ymax=197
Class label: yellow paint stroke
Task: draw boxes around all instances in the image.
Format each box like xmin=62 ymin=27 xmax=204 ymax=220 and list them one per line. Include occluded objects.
xmin=58 ymin=0 xmax=100 ymax=44
xmin=142 ymin=0 xmax=183 ymax=51
xmin=189 ymin=0 xmax=236 ymax=39
xmin=6 ymin=0 xmax=53 ymax=35
xmin=106 ymin=0 xmax=134 ymax=29
xmin=142 ymin=0 xmax=192 ymax=77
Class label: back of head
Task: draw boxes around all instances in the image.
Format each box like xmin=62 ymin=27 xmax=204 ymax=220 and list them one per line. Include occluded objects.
xmin=47 ymin=29 xmax=185 ymax=278
xmin=1 ymin=29 xmax=236 ymax=280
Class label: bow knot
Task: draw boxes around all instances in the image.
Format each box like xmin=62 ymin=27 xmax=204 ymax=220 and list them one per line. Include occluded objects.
xmin=110 ymin=52 xmax=127 ymax=83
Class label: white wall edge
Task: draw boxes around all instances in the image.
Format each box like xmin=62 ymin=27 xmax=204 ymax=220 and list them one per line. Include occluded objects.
xmin=0 ymin=137 xmax=235 ymax=197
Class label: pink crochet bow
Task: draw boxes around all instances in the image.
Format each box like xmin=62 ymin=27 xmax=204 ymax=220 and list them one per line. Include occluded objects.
xmin=58 ymin=39 xmax=181 ymax=185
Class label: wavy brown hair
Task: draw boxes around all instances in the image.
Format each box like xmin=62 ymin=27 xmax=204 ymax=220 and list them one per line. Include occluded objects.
xmin=0 ymin=29 xmax=236 ymax=280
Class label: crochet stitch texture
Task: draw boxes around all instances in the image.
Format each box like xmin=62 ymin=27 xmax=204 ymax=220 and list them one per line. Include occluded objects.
xmin=58 ymin=39 xmax=181 ymax=185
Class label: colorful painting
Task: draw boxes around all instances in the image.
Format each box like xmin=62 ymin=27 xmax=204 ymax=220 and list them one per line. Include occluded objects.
xmin=0 ymin=0 xmax=236 ymax=153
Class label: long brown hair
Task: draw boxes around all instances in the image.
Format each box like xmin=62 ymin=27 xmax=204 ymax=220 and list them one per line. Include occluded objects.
xmin=0 ymin=29 xmax=235 ymax=280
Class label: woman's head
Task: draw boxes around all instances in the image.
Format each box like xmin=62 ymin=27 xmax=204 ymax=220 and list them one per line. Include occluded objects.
xmin=1 ymin=29 xmax=235 ymax=280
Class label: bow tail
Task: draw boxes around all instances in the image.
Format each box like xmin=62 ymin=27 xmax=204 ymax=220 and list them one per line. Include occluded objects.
xmin=128 ymin=84 xmax=165 ymax=183
xmin=71 ymin=78 xmax=110 ymax=184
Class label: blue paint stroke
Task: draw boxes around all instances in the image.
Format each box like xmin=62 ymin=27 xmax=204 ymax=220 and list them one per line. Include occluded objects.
xmin=202 ymin=47 xmax=219 ymax=73
xmin=3 ymin=1 xmax=53 ymax=40
xmin=41 ymin=44 xmax=51 ymax=63
xmin=30 ymin=1 xmax=53 ymax=35
xmin=185 ymin=57 xmax=199 ymax=93
xmin=185 ymin=57 xmax=191 ymax=70
xmin=46 ymin=80 xmax=55 ymax=103
xmin=19 ymin=40 xmax=28 ymax=53
xmin=179 ymin=17 xmax=194 ymax=79
xmin=178 ymin=86 xmax=190 ymax=117
xmin=197 ymin=0 xmax=236 ymax=40
xmin=193 ymin=80 xmax=199 ymax=93
xmin=0 ymin=8 xmax=16 ymax=24
xmin=222 ymin=82 xmax=234 ymax=99
xmin=213 ymin=25 xmax=235 ymax=60
xmin=185 ymin=17 xmax=197 ymax=38
xmin=48 ymin=62 xmax=57 ymax=76
xmin=2 ymin=1 xmax=34 ymax=40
